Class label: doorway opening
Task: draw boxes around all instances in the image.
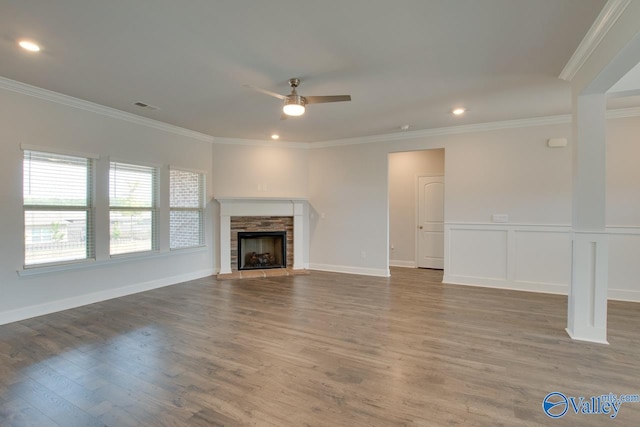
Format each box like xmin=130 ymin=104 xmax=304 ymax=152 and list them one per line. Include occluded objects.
xmin=388 ymin=149 xmax=445 ymax=273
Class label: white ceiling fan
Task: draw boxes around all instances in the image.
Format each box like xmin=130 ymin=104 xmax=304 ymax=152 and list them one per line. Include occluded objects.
xmin=245 ymin=78 xmax=351 ymax=119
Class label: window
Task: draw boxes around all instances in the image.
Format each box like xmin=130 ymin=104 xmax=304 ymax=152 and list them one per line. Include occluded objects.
xmin=109 ymin=162 xmax=157 ymax=255
xmin=170 ymin=169 xmax=205 ymax=249
xmin=23 ymin=150 xmax=93 ymax=266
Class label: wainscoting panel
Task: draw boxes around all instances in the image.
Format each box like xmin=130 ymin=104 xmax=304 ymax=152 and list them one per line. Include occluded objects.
xmin=514 ymin=230 xmax=571 ymax=286
xmin=443 ymin=224 xmax=640 ymax=301
xmin=447 ymin=228 xmax=508 ymax=280
xmin=445 ymin=224 xmax=570 ymax=295
xmin=608 ymin=228 xmax=640 ymax=301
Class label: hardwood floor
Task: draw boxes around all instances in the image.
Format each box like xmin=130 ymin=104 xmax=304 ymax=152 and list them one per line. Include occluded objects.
xmin=1 ymin=268 xmax=639 ymax=426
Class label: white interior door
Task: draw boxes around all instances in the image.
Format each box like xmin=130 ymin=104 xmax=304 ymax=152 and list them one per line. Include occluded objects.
xmin=418 ymin=176 xmax=444 ymax=269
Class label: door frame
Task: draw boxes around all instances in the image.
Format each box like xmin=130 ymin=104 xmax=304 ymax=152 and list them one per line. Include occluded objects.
xmin=415 ymin=174 xmax=444 ymax=269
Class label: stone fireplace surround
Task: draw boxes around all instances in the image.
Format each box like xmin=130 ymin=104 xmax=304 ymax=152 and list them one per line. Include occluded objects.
xmin=216 ymin=197 xmax=307 ymax=275
xmin=233 ymin=218 xmax=292 ymax=270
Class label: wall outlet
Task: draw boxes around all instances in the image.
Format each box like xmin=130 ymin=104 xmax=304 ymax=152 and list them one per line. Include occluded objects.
xmin=492 ymin=213 xmax=509 ymax=223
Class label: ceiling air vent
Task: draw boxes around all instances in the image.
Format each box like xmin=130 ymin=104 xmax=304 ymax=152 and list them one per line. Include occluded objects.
xmin=133 ymin=101 xmax=160 ymax=111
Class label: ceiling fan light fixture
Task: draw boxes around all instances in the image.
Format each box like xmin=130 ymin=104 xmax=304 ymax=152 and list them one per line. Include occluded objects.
xmin=246 ymin=77 xmax=350 ymax=118
xmin=283 ymin=96 xmax=306 ymax=116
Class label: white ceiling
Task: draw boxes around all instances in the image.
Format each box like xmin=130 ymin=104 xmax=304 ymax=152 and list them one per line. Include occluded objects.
xmin=609 ymin=61 xmax=640 ymax=96
xmin=0 ymin=0 xmax=610 ymax=142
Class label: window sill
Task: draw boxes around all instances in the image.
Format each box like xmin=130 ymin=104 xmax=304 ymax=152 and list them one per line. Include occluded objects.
xmin=17 ymin=246 xmax=209 ymax=277
xmin=170 ymin=244 xmax=206 ymax=252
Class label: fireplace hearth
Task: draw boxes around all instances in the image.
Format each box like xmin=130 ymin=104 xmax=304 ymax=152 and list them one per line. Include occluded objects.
xmin=238 ymin=231 xmax=286 ymax=270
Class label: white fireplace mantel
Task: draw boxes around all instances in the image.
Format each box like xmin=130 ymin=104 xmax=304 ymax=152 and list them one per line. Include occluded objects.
xmin=215 ymin=197 xmax=307 ymax=274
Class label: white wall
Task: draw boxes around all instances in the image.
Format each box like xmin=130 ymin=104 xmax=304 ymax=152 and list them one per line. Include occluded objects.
xmin=388 ymin=149 xmax=444 ymax=266
xmin=309 ymin=116 xmax=640 ymax=301
xmin=309 ymin=123 xmax=573 ymax=277
xmin=0 ymin=87 xmax=215 ymax=324
xmin=308 ymin=143 xmax=390 ymax=276
xmin=443 ymin=125 xmax=574 ymax=224
xmin=605 ymin=116 xmax=640 ymax=300
xmin=607 ymin=116 xmax=640 ymax=226
xmin=211 ymin=143 xmax=309 ymax=198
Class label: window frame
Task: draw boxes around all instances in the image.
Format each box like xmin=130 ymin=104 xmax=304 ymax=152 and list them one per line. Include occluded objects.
xmin=22 ymin=148 xmax=95 ymax=268
xmin=169 ymin=167 xmax=206 ymax=250
xmin=109 ymin=160 xmax=159 ymax=256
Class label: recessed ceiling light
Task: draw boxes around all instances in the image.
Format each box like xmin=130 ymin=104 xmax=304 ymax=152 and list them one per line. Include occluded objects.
xmin=271 ymin=134 xmax=280 ymax=140
xmin=18 ymin=40 xmax=41 ymax=52
xmin=452 ymin=107 xmax=466 ymax=116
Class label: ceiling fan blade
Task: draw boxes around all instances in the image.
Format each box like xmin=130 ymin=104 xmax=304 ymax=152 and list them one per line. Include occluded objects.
xmin=243 ymin=84 xmax=286 ymax=100
xmin=304 ymin=95 xmax=351 ymax=104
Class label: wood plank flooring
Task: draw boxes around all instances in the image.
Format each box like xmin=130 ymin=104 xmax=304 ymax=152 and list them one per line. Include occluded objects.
xmin=1 ymin=268 xmax=639 ymax=426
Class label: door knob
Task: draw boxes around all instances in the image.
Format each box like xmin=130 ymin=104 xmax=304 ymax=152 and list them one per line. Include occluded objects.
xmin=418 ymin=226 xmax=423 ymax=229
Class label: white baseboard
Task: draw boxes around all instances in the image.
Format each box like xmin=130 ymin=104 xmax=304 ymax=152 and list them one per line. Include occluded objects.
xmin=308 ymin=263 xmax=390 ymax=277
xmin=443 ymin=274 xmax=568 ymax=295
xmin=0 ymin=268 xmax=215 ymax=326
xmin=608 ymin=289 xmax=640 ymax=303
xmin=389 ymin=260 xmax=417 ymax=268
xmin=444 ymin=274 xmax=640 ymax=303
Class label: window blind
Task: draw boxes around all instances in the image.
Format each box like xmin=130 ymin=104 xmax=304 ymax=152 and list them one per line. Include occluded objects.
xmin=169 ymin=169 xmax=205 ymax=249
xmin=23 ymin=150 xmax=93 ymax=266
xmin=109 ymin=162 xmax=158 ymax=255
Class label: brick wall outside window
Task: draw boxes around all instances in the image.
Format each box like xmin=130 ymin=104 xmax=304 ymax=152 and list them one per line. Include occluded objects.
xmin=170 ymin=170 xmax=204 ymax=249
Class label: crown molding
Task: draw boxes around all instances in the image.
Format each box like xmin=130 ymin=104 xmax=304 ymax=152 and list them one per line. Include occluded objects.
xmin=559 ymin=0 xmax=632 ymax=82
xmin=0 ymin=76 xmax=214 ymax=143
xmin=311 ymin=114 xmax=572 ymax=148
xmin=606 ymin=105 xmax=640 ymax=119
xmin=309 ymin=106 xmax=640 ymax=148
xmin=212 ymin=137 xmax=309 ymax=149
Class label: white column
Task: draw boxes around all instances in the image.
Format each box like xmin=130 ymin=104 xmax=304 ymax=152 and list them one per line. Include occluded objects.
xmin=293 ymin=201 xmax=304 ymax=270
xmin=567 ymin=93 xmax=609 ymax=344
xmin=219 ymin=214 xmax=232 ymax=274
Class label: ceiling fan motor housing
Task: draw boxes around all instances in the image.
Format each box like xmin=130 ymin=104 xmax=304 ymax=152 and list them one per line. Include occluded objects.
xmin=285 ymin=94 xmax=305 ymax=107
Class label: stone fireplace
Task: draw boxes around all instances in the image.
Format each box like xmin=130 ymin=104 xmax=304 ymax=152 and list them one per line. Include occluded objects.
xmin=216 ymin=198 xmax=307 ymax=276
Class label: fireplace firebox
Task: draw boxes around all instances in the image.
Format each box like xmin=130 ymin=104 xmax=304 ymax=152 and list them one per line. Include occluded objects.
xmin=237 ymin=231 xmax=286 ymax=270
